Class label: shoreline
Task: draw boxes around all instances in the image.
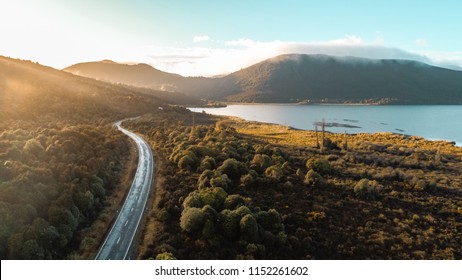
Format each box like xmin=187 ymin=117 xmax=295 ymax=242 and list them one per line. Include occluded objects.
xmin=188 ymin=106 xmax=462 ymax=148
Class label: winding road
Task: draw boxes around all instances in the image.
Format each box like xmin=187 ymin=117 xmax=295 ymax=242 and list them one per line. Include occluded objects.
xmin=95 ymin=120 xmax=154 ymax=260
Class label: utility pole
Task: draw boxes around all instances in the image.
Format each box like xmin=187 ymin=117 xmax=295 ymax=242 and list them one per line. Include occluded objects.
xmin=315 ymin=122 xmax=320 ymax=149
xmin=343 ymin=131 xmax=348 ymax=151
xmin=321 ymin=118 xmax=325 ymax=151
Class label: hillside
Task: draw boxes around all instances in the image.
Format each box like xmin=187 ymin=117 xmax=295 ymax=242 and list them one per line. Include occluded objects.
xmin=65 ymin=54 xmax=462 ymax=104
xmin=222 ymin=54 xmax=462 ymax=104
xmin=0 ymin=56 xmax=179 ymax=259
xmin=64 ymin=60 xmax=184 ymax=92
xmin=0 ymin=56 xmax=167 ymax=123
xmin=64 ymin=60 xmax=214 ymax=98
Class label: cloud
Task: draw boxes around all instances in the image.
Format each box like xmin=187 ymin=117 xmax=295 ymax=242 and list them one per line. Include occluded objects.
xmin=193 ymin=35 xmax=210 ymax=43
xmin=141 ymin=36 xmax=462 ymax=77
xmin=414 ymin=50 xmax=462 ymax=70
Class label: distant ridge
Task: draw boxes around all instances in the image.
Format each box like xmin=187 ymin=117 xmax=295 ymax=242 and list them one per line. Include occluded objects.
xmin=65 ymin=54 xmax=462 ymax=104
xmin=0 ymin=56 xmax=202 ymax=123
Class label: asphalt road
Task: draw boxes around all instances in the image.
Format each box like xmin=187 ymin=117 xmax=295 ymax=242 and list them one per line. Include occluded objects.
xmin=95 ymin=120 xmax=154 ymax=260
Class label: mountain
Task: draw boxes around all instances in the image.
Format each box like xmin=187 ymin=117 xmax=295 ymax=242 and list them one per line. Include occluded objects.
xmin=64 ymin=54 xmax=462 ymax=104
xmin=64 ymin=59 xmax=184 ymax=92
xmin=0 ymin=56 xmax=202 ymax=123
xmin=219 ymin=54 xmax=462 ymax=104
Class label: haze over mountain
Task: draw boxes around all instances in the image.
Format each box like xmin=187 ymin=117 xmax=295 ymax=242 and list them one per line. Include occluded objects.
xmin=0 ymin=56 xmax=201 ymax=124
xmin=65 ymin=54 xmax=462 ymax=105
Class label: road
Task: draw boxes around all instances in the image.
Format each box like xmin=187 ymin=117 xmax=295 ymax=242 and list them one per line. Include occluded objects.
xmin=95 ymin=120 xmax=154 ymax=260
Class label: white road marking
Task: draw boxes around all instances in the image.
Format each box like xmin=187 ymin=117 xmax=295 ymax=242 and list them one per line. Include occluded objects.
xmin=116 ymin=237 xmax=121 ymax=244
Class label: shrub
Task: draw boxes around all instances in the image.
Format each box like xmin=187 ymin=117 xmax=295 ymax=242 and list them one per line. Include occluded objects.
xmin=156 ymin=208 xmax=171 ymax=222
xmin=182 ymin=191 xmax=204 ymax=209
xmin=303 ymin=169 xmax=323 ymax=186
xmin=198 ymin=187 xmax=228 ymax=210
xmin=234 ymin=205 xmax=252 ymax=219
xmin=198 ymin=170 xmax=230 ymax=190
xmin=354 ymin=178 xmax=382 ymax=198
xmin=24 ymin=138 xmax=45 ymax=159
xmin=180 ymin=207 xmax=205 ymax=234
xmin=155 ymin=252 xmax=177 ymax=260
xmin=307 ymin=211 xmax=326 ymax=221
xmin=199 ymin=156 xmax=216 ymax=171
xmin=178 ymin=154 xmax=196 ymax=170
xmin=201 ymin=205 xmax=217 ymax=221
xmin=198 ymin=169 xmax=214 ymax=189
xmin=218 ymin=158 xmax=248 ymax=180
xmin=240 ymin=170 xmax=258 ymax=188
xmin=189 ymin=145 xmax=217 ymax=158
xmin=414 ymin=180 xmax=438 ymax=192
xmin=323 ymin=137 xmax=339 ymax=150
xmin=240 ymin=214 xmax=259 ymax=242
xmin=281 ymin=162 xmax=291 ymax=174
xmin=306 ymin=158 xmax=332 ymax=174
xmin=264 ymin=165 xmax=283 ymax=180
xmin=218 ymin=209 xmax=241 ymax=239
xmin=250 ymin=154 xmax=272 ymax=172
xmin=209 ymin=174 xmax=231 ymax=190
xmin=256 ymin=209 xmax=283 ymax=233
xmin=224 ymin=194 xmax=247 ymax=210
xmin=201 ymin=219 xmax=216 ymax=240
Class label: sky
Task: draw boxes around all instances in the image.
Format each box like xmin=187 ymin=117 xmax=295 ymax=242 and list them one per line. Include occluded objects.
xmin=1 ymin=0 xmax=461 ymax=76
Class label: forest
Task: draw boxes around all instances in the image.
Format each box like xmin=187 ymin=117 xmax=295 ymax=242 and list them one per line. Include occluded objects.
xmin=0 ymin=56 xmax=166 ymax=259
xmin=125 ymin=108 xmax=461 ymax=259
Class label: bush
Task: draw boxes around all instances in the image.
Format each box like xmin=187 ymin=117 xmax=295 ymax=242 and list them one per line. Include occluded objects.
xmin=250 ymin=154 xmax=272 ymax=172
xmin=240 ymin=170 xmax=258 ymax=188
xmin=182 ymin=191 xmax=204 ymax=209
xmin=155 ymin=252 xmax=177 ymax=260
xmin=303 ymin=169 xmax=323 ymax=186
xmin=414 ymin=180 xmax=438 ymax=192
xmin=306 ymin=158 xmax=332 ymax=174
xmin=240 ymin=214 xmax=259 ymax=242
xmin=256 ymin=209 xmax=283 ymax=233
xmin=23 ymin=139 xmax=45 ymax=158
xmin=224 ymin=194 xmax=247 ymax=210
xmin=323 ymin=137 xmax=339 ymax=150
xmin=201 ymin=205 xmax=217 ymax=221
xmin=199 ymin=156 xmax=216 ymax=171
xmin=218 ymin=158 xmax=248 ymax=180
xmin=180 ymin=207 xmax=206 ymax=234
xmin=199 ymin=187 xmax=228 ymax=210
xmin=178 ymin=155 xmax=196 ymax=170
xmin=156 ymin=208 xmax=171 ymax=222
xmin=198 ymin=170 xmax=230 ymax=190
xmin=234 ymin=205 xmax=252 ymax=219
xmin=264 ymin=165 xmax=284 ymax=181
xmin=354 ymin=178 xmax=382 ymax=198
xmin=209 ymin=174 xmax=231 ymax=190
xmin=281 ymin=162 xmax=291 ymax=174
xmin=218 ymin=209 xmax=240 ymax=239
xmin=198 ymin=169 xmax=214 ymax=189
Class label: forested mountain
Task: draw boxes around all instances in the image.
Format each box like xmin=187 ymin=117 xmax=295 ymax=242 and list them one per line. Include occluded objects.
xmin=65 ymin=54 xmax=462 ymax=104
xmin=220 ymin=54 xmax=462 ymax=103
xmin=0 ymin=56 xmax=182 ymax=259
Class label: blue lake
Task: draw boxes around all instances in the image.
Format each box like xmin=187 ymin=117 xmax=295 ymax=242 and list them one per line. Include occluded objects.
xmin=189 ymin=104 xmax=462 ymax=146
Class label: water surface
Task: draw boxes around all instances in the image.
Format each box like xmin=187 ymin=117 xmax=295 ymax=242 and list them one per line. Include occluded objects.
xmin=189 ymin=104 xmax=462 ymax=146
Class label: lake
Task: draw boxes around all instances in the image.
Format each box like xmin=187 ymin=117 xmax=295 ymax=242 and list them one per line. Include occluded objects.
xmin=189 ymin=104 xmax=462 ymax=146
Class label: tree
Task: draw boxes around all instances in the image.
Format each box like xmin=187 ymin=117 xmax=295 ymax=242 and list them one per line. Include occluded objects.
xmin=180 ymin=207 xmax=205 ymax=234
